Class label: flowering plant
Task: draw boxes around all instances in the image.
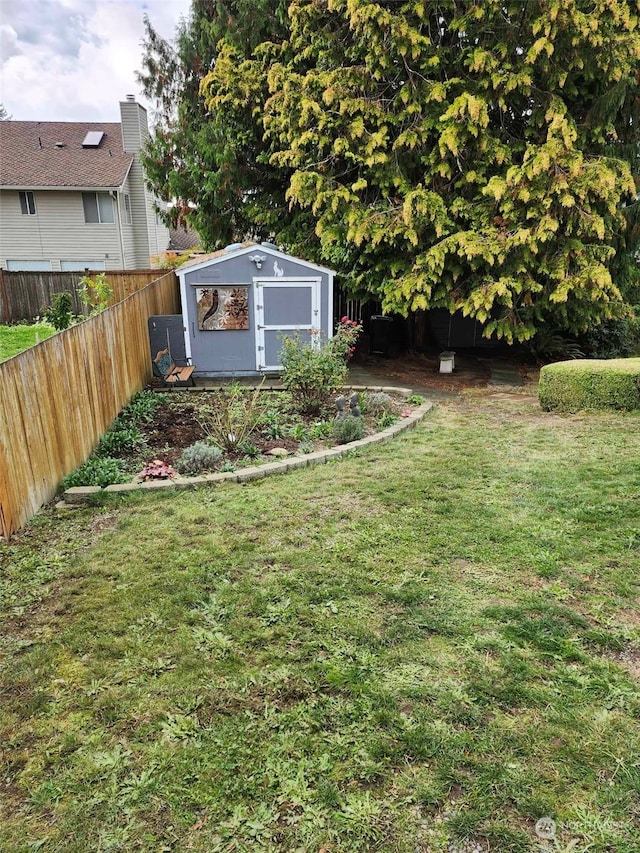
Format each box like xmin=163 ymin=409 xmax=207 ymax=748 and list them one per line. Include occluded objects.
xmin=138 ymin=459 xmax=177 ymax=480
xmin=280 ymin=318 xmax=363 ymax=414
xmin=333 ymin=317 xmax=363 ymax=361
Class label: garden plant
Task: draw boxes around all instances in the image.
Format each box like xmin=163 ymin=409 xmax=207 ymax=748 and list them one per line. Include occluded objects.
xmin=76 ymin=272 xmax=113 ymax=316
xmin=280 ymin=317 xmax=362 ymax=414
xmin=58 ymin=381 xmax=414 ymax=489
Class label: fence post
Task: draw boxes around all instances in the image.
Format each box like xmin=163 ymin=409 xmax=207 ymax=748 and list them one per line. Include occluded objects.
xmin=0 ymin=268 xmax=11 ymax=324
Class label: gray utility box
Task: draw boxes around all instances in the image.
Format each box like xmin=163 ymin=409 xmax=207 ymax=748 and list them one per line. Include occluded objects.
xmin=148 ymin=315 xmax=188 ymax=363
xmin=175 ymin=243 xmax=336 ymax=377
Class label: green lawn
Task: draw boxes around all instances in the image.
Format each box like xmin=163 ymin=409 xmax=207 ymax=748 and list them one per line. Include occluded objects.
xmin=1 ymin=389 xmax=639 ymax=852
xmin=0 ymin=322 xmax=56 ymax=361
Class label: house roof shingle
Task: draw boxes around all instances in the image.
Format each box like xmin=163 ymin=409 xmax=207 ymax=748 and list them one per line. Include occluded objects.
xmin=0 ymin=121 xmax=133 ymax=189
xmin=168 ymin=224 xmax=201 ymax=252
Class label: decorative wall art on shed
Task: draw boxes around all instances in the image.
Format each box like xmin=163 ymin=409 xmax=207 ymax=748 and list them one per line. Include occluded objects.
xmin=196 ymin=285 xmax=250 ymax=331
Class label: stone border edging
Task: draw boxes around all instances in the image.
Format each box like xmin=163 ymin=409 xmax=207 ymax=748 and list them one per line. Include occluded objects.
xmin=61 ymin=388 xmax=433 ymax=506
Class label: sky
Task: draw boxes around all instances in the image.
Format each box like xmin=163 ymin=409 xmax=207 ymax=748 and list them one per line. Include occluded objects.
xmin=0 ymin=0 xmax=192 ymax=123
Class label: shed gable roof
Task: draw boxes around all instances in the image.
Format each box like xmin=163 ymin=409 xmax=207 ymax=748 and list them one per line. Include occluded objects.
xmin=0 ymin=121 xmax=133 ymax=189
xmin=177 ymin=242 xmax=335 ymax=278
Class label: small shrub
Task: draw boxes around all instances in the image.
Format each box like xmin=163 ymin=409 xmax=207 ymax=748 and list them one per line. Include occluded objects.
xmin=43 ymin=291 xmax=75 ymax=331
xmin=538 ymin=358 xmax=640 ymax=412
xmin=196 ymin=381 xmax=266 ymax=452
xmin=406 ymin=394 xmax=425 ymax=405
xmin=332 ymin=415 xmax=365 ymax=444
xmin=280 ymin=319 xmax=362 ymax=415
xmin=138 ymin=459 xmax=176 ymax=480
xmin=97 ymin=426 xmax=146 ymax=457
xmin=76 ymin=272 xmax=112 ymax=316
xmin=526 ymin=329 xmax=584 ymax=364
xmin=61 ymin=457 xmax=129 ymax=489
xmin=176 ymin=441 xmax=223 ymax=474
xmin=579 ymin=314 xmax=640 ymax=359
xmin=280 ymin=333 xmax=348 ymax=415
xmin=364 ymin=392 xmax=393 ymax=415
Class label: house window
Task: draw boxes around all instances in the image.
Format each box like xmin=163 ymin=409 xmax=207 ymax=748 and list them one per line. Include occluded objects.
xmin=6 ymin=260 xmax=52 ymax=271
xmin=123 ymin=193 xmax=132 ymax=224
xmin=60 ymin=260 xmax=106 ymax=271
xmin=19 ymin=191 xmax=36 ymax=215
xmin=82 ymin=192 xmax=114 ymax=224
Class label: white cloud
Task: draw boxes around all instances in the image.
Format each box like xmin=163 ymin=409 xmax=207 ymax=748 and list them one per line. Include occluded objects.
xmin=0 ymin=25 xmax=22 ymax=61
xmin=0 ymin=0 xmax=191 ymax=121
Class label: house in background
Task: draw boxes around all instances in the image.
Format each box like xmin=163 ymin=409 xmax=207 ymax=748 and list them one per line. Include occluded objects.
xmin=0 ymin=97 xmax=170 ymax=271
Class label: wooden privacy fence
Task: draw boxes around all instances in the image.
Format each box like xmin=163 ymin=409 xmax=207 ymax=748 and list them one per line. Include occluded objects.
xmin=0 ymin=271 xmax=179 ymax=539
xmin=0 ymin=269 xmax=165 ymax=324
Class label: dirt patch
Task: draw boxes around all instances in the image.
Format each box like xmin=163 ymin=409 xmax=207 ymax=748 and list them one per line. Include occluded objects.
xmin=354 ymin=351 xmax=492 ymax=392
xmin=616 ymin=647 xmax=640 ymax=682
xmin=89 ymin=513 xmax=119 ymax=537
xmin=142 ymin=401 xmax=205 ymax=465
xmin=614 ymin=607 xmax=640 ymax=630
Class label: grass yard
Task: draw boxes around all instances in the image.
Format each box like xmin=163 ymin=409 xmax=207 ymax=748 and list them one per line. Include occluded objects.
xmin=1 ymin=389 xmax=639 ymax=852
xmin=0 ymin=322 xmax=56 ymax=361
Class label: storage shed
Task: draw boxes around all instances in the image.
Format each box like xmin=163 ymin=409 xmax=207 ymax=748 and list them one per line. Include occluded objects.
xmin=170 ymin=243 xmax=336 ymax=377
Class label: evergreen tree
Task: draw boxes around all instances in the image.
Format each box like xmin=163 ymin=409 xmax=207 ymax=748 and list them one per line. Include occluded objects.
xmin=207 ymin=0 xmax=640 ymax=340
xmin=137 ymin=0 xmax=295 ymax=249
xmin=144 ymin=1 xmax=640 ymax=340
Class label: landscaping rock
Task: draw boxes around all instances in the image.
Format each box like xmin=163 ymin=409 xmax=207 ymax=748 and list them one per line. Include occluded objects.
xmin=63 ymin=486 xmax=102 ymax=502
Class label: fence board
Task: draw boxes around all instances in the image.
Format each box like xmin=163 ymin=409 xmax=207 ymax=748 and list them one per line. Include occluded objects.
xmin=0 ymin=272 xmax=179 ymax=538
xmin=0 ymin=269 xmax=165 ymax=323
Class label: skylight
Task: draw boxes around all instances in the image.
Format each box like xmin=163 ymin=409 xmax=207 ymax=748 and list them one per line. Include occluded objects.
xmin=82 ymin=131 xmax=104 ymax=148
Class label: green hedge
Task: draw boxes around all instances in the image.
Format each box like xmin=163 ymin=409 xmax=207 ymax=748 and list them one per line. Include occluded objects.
xmin=538 ymin=358 xmax=640 ymax=413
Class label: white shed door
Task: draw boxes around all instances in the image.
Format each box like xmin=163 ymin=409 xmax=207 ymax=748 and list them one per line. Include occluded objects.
xmin=254 ymin=277 xmax=321 ymax=371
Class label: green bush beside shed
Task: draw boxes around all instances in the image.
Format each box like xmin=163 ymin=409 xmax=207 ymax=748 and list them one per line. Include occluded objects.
xmin=539 ymin=359 xmax=640 ymax=413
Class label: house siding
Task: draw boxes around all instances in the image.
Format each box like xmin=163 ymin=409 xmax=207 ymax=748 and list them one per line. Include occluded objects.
xmin=0 ymin=189 xmax=122 ymax=270
xmin=118 ymin=176 xmax=137 ymax=268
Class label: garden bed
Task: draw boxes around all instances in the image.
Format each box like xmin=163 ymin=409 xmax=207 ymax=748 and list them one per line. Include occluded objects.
xmin=60 ymin=386 xmax=424 ymax=490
